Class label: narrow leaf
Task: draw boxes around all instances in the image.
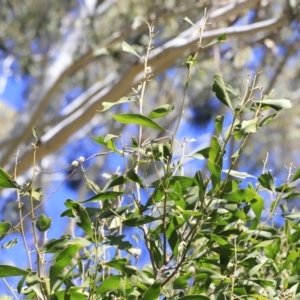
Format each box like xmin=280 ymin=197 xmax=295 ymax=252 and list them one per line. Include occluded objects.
xmin=253 ymin=99 xmax=292 ymax=110
xmin=122 ymin=41 xmax=142 ymax=58
xmin=183 ymin=16 xmax=197 ymax=28
xmin=212 ymin=74 xmax=233 ymax=111
xmin=223 ymin=169 xmax=256 ymax=179
xmin=111 ymin=114 xmax=165 ymax=130
xmin=148 ymin=104 xmax=174 ymax=119
xmin=203 ymin=33 xmax=227 ymax=48
xmin=291 ymin=168 xmax=300 ymax=182
xmin=98 ymin=97 xmax=135 ymax=112
xmin=81 ymin=191 xmax=123 ymax=203
xmin=0 ymin=265 xmax=28 ymax=277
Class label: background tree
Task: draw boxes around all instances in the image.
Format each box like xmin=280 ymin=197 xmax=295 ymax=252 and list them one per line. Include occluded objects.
xmin=0 ymin=0 xmax=299 ymax=176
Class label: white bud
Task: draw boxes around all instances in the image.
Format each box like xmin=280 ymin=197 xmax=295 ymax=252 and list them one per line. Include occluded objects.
xmin=71 ymin=161 xmax=79 ymax=167
xmin=78 ymin=156 xmax=85 ymax=163
xmin=129 ymin=247 xmax=142 ymax=259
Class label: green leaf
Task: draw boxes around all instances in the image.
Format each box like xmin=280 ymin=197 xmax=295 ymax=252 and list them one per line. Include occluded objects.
xmin=223 ymin=169 xmax=256 ymax=179
xmin=259 ymin=113 xmax=278 ymax=127
xmin=123 ymin=216 xmax=157 ymax=226
xmin=253 ymin=99 xmax=292 ymax=110
xmin=203 ymin=33 xmax=227 ymax=48
xmin=291 ymin=168 xmax=300 ymax=182
xmin=105 ymin=235 xmax=132 ymax=250
xmin=215 ymin=115 xmax=224 ymax=135
xmin=64 ymin=200 xmax=94 ymax=241
xmin=127 ymin=169 xmax=146 ymax=189
xmin=254 ymin=240 xmax=275 ymax=248
xmin=81 ymin=191 xmax=123 ymax=203
xmin=208 ymin=136 xmax=222 ymax=192
xmin=36 ymin=214 xmax=52 ymax=232
xmin=282 ymin=212 xmax=300 ymax=220
xmin=189 ymin=147 xmax=210 ymax=160
xmin=99 ymin=97 xmax=135 ymax=112
xmin=105 ymin=259 xmax=137 ymax=276
xmin=178 ymin=296 xmax=210 ymax=300
xmin=258 ymin=172 xmax=276 ymax=192
xmin=111 ymin=114 xmax=165 ymax=130
xmin=148 ymin=104 xmax=174 ymax=119
xmin=0 ymin=168 xmax=19 ymax=189
xmin=0 ymin=265 xmax=29 ymax=277
xmin=122 ymin=41 xmax=142 ymax=58
xmin=97 ymin=275 xmax=122 ymax=294
xmin=50 ymin=244 xmax=82 ymax=291
xmin=212 ymin=74 xmax=233 ymax=111
xmin=140 ymin=279 xmax=161 ymax=300
xmin=173 ymin=272 xmax=192 ymax=289
xmin=183 ymin=55 xmax=198 ymax=68
xmin=250 ymin=194 xmax=264 ymax=220
xmin=241 ymin=118 xmax=258 ymax=134
xmin=0 ymin=222 xmax=12 ymax=237
xmin=32 ymin=126 xmax=39 ymax=143
xmin=92 ymin=135 xmax=121 ymax=153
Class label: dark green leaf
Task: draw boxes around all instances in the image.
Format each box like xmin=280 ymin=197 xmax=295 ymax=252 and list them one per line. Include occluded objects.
xmin=105 ymin=259 xmax=137 ymax=276
xmin=258 ymin=172 xmax=275 ymax=192
xmin=63 ymin=200 xmax=94 ymax=241
xmin=189 ymin=147 xmax=210 ymax=160
xmin=0 ymin=168 xmax=19 ymax=189
xmin=81 ymin=191 xmax=123 ymax=203
xmin=105 ymin=235 xmax=132 ymax=250
xmin=102 ymin=175 xmax=126 ymax=191
xmin=212 ymin=74 xmax=233 ymax=111
xmin=111 ymin=114 xmax=165 ymax=130
xmin=148 ymin=104 xmax=174 ymax=119
xmin=36 ymin=214 xmax=52 ymax=232
xmin=127 ymin=169 xmax=146 ymax=189
xmin=123 ymin=216 xmax=157 ymax=226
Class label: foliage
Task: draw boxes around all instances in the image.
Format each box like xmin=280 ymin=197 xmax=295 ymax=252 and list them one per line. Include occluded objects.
xmin=0 ymin=15 xmax=299 ymax=300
